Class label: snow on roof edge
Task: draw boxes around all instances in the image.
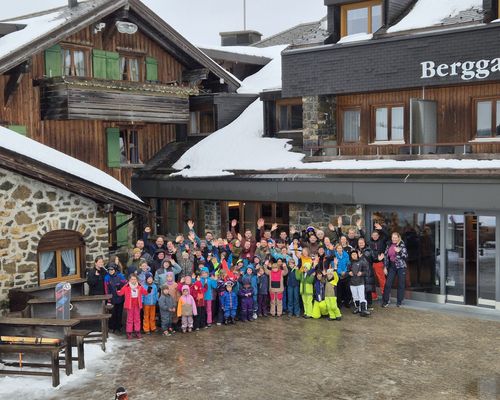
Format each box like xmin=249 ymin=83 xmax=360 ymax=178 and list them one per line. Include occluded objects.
xmin=0 ymin=127 xmax=142 ymax=203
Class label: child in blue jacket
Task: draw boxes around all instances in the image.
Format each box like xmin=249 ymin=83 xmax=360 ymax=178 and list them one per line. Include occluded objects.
xmin=142 ymin=273 xmax=159 ymax=334
xmin=221 ymin=281 xmax=238 ymax=324
xmin=200 ymin=267 xmax=218 ymax=327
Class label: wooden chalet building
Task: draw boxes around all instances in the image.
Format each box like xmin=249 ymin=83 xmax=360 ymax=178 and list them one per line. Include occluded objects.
xmin=134 ymin=0 xmax=500 ymax=312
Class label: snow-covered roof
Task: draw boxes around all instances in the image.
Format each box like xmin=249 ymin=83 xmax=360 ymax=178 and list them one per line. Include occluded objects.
xmin=0 ymin=126 xmax=142 ymax=202
xmin=387 ymin=0 xmax=484 ymax=33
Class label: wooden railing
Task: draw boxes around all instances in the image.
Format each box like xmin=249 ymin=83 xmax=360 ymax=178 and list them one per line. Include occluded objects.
xmin=303 ymin=141 xmax=500 ymax=158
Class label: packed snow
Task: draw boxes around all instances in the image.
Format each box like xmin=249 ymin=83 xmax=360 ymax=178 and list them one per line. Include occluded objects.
xmin=387 ymin=0 xmax=483 ymax=33
xmin=0 ymin=127 xmax=142 ymax=202
xmin=198 ymin=44 xmax=280 ymax=59
xmin=0 ymin=338 xmax=120 ymax=397
xmin=337 ymin=33 xmax=373 ymax=44
xmin=0 ymin=11 xmax=67 ymax=59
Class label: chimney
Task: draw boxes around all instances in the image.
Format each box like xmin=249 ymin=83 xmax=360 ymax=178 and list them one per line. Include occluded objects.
xmin=219 ymin=30 xmax=262 ymax=47
xmin=68 ymin=0 xmax=78 ymax=8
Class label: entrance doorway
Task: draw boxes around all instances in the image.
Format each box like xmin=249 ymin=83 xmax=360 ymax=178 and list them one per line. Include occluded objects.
xmin=446 ymin=214 xmax=496 ymax=306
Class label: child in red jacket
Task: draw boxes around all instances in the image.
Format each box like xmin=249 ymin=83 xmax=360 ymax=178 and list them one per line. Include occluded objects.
xmin=117 ymin=274 xmax=148 ymax=339
xmin=192 ymin=278 xmax=207 ymax=330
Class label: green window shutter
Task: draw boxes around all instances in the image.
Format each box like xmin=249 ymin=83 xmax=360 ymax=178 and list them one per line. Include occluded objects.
xmin=145 ymin=57 xmax=158 ymax=82
xmin=92 ymin=49 xmax=107 ymax=79
xmin=7 ymin=125 xmax=27 ymax=136
xmin=116 ymin=212 xmax=129 ymax=247
xmin=44 ymin=45 xmax=62 ymax=77
xmin=106 ymin=127 xmax=121 ymax=168
xmin=106 ymin=51 xmax=121 ymax=80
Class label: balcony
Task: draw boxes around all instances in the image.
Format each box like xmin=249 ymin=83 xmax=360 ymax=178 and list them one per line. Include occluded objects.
xmin=36 ymin=76 xmax=199 ymax=124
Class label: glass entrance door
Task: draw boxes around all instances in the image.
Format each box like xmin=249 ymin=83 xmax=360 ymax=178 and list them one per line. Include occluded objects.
xmin=446 ymin=214 xmax=496 ymax=306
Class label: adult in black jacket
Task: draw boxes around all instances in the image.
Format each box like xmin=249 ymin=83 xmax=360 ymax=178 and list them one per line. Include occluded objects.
xmin=87 ymin=256 xmax=107 ymax=295
xmin=358 ymin=237 xmax=376 ymax=309
xmin=366 ymin=222 xmax=389 ymax=300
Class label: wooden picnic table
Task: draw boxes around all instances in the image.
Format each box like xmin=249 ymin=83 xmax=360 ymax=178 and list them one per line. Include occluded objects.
xmin=0 ymin=318 xmax=80 ymax=387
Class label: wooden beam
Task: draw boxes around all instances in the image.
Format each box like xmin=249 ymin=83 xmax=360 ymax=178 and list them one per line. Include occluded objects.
xmin=182 ymin=68 xmax=209 ymax=86
xmin=3 ymin=62 xmax=29 ymax=107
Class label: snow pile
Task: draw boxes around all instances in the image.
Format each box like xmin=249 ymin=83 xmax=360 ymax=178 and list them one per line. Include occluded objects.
xmin=0 ymin=11 xmax=69 ymax=59
xmin=0 ymin=338 xmax=120 ymax=396
xmin=0 ymin=127 xmax=142 ymax=202
xmin=388 ymin=0 xmax=483 ymax=33
xmin=198 ymin=44 xmax=280 ymax=59
xmin=337 ymin=33 xmax=373 ymax=44
xmin=173 ymin=45 xmax=303 ymax=177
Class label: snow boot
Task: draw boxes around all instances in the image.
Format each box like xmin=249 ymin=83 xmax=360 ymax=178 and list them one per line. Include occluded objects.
xmin=352 ymin=301 xmax=360 ymax=314
xmin=360 ymin=302 xmax=371 ymax=317
xmin=126 ymin=333 xmax=132 ymax=340
xmin=135 ymin=331 xmax=142 ymax=339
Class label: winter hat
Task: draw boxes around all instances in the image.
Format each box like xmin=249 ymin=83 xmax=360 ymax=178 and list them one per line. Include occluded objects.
xmin=115 ymin=387 xmax=127 ymax=400
xmin=145 ymin=272 xmax=153 ymax=280
xmin=106 ymin=263 xmax=118 ymax=271
xmin=166 ymin=271 xmax=174 ymax=280
xmin=236 ymin=259 xmax=244 ymax=265
xmin=181 ymin=284 xmax=190 ymax=292
xmin=155 ymin=248 xmax=166 ymax=255
xmin=162 ymin=284 xmax=170 ymax=290
xmin=242 ymin=276 xmax=251 ymax=286
xmin=225 ymin=281 xmax=234 ymax=288
xmin=132 ymin=248 xmax=141 ymax=255
xmin=200 ymin=266 xmax=209 ymax=274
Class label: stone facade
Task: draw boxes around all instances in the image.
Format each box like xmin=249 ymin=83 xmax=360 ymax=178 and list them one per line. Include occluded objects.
xmin=202 ymin=200 xmax=221 ymax=236
xmin=302 ymin=95 xmax=337 ymax=155
xmin=289 ymin=203 xmax=364 ymax=233
xmin=0 ymin=167 xmax=109 ymax=308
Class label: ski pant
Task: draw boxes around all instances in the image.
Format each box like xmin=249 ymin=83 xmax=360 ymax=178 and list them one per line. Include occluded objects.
xmin=383 ymin=265 xmax=406 ymax=305
xmin=109 ymin=302 xmax=124 ymax=331
xmin=181 ymin=315 xmax=193 ymax=330
xmin=325 ymin=296 xmax=342 ymax=319
xmin=373 ymin=261 xmax=386 ymax=296
xmin=287 ymin=285 xmax=300 ymax=316
xmin=257 ymin=294 xmax=268 ymax=316
xmin=301 ymin=294 xmax=313 ymax=317
xmin=205 ymin=300 xmax=213 ymax=325
xmin=193 ymin=306 xmax=206 ymax=329
xmin=270 ymin=292 xmax=284 ymax=316
xmin=311 ymin=300 xmax=328 ymax=319
xmin=126 ymin=305 xmax=141 ymax=333
xmin=337 ymin=277 xmax=352 ymax=307
xmin=350 ymin=284 xmax=366 ymax=306
xmin=143 ymin=304 xmax=157 ymax=332
xmin=224 ymin=307 xmax=237 ymax=319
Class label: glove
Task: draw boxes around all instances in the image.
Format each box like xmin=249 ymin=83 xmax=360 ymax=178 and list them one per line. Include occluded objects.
xmin=147 ymin=286 xmax=152 ymax=293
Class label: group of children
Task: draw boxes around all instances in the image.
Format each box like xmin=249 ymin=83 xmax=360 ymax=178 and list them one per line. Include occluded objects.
xmin=98 ymin=217 xmax=403 ymax=339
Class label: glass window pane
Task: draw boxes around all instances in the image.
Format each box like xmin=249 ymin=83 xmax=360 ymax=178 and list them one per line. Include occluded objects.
xmin=291 ymin=105 xmax=303 ymax=130
xmin=371 ymin=5 xmax=383 ymax=33
xmin=129 ymin=58 xmax=139 ymax=81
xmin=496 ymin=101 xmax=500 ymax=136
xmin=61 ymin=249 xmax=76 ymax=276
xmin=478 ymin=216 xmax=496 ymax=301
xmin=74 ymin=51 xmax=85 ymax=77
xmin=119 ymin=134 xmax=127 ymax=164
xmin=120 ymin=57 xmax=127 ymax=80
xmin=446 ymin=215 xmax=464 ymax=299
xmin=391 ymin=107 xmax=404 ymax=141
xmin=347 ymin=7 xmax=368 ymax=35
xmin=62 ymin=49 xmax=71 ymax=76
xmin=375 ymin=107 xmax=388 ymax=141
xmin=190 ymin=112 xmax=199 ymax=134
xmin=130 ymin=131 xmax=139 ymax=164
xmin=476 ymin=101 xmax=492 ymax=137
xmin=279 ymin=105 xmax=289 ymax=130
xmin=343 ymin=110 xmax=360 ymax=142
xmin=39 ymin=251 xmax=57 ymax=280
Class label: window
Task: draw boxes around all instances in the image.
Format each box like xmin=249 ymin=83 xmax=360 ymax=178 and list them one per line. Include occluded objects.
xmin=62 ymin=47 xmax=88 ymax=77
xmin=120 ymin=55 xmax=141 ymax=81
xmin=341 ymin=1 xmax=383 ymax=37
xmin=119 ymin=129 xmax=141 ymax=165
xmin=189 ymin=111 xmax=215 ymax=134
xmin=38 ymin=230 xmax=84 ymax=284
xmin=277 ymin=101 xmax=303 ymax=131
xmin=475 ymin=99 xmax=500 ymax=138
xmin=342 ymin=109 xmax=361 ymax=142
xmin=374 ymin=106 xmax=405 ymax=142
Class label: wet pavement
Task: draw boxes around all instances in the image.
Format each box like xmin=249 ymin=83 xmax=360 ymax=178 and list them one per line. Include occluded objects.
xmin=43 ymin=305 xmax=500 ymax=400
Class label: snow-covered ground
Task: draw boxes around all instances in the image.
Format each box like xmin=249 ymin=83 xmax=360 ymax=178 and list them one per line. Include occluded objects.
xmin=0 ymin=338 xmax=123 ymax=397
xmin=0 ymin=127 xmax=141 ymax=201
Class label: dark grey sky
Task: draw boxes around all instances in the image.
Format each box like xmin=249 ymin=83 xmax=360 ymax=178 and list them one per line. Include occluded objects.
xmin=3 ymin=0 xmax=326 ymax=45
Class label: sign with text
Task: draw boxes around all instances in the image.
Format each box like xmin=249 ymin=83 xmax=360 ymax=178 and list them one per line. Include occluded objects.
xmin=421 ymin=58 xmax=500 ymax=81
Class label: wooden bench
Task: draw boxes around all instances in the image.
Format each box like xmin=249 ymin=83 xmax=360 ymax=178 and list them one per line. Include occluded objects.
xmin=26 ymin=295 xmax=112 ymax=351
xmin=0 ymin=318 xmax=79 ymax=387
xmin=8 ymin=279 xmax=87 ymax=312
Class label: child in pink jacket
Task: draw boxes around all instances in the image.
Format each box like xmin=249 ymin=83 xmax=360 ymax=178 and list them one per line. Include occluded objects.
xmin=177 ymin=285 xmax=197 ymax=333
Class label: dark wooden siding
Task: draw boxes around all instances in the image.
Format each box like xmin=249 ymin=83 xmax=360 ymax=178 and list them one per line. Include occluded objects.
xmin=0 ymin=19 xmax=186 ymax=188
xmin=336 ymin=82 xmax=500 ymax=155
xmin=214 ymin=94 xmax=258 ymax=129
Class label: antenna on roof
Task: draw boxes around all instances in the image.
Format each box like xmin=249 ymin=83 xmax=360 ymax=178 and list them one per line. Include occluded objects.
xmin=243 ymin=0 xmax=247 ymax=30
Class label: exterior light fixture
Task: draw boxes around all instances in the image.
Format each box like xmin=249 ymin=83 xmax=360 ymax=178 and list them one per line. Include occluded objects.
xmin=116 ymin=21 xmax=138 ymax=34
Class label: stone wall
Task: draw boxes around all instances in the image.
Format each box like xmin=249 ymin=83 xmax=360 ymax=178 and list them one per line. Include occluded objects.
xmin=303 ymin=95 xmax=337 ymax=156
xmin=0 ymin=167 xmax=109 ymax=309
xmin=202 ymin=200 xmax=221 ymax=237
xmin=289 ymin=203 xmax=364 ymax=233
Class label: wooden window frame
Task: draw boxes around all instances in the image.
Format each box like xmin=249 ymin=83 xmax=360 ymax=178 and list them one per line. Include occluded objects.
xmin=370 ymin=104 xmax=406 ymax=143
xmin=37 ymin=230 xmax=85 ymax=285
xmin=119 ymin=127 xmax=142 ymax=166
xmin=340 ymin=0 xmax=383 ymax=37
xmin=276 ymin=99 xmax=303 ymax=132
xmin=60 ymin=43 xmax=91 ymax=77
xmin=119 ymin=53 xmax=144 ymax=82
xmin=339 ymin=106 xmax=362 ymax=144
xmin=472 ymin=97 xmax=500 ymax=139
